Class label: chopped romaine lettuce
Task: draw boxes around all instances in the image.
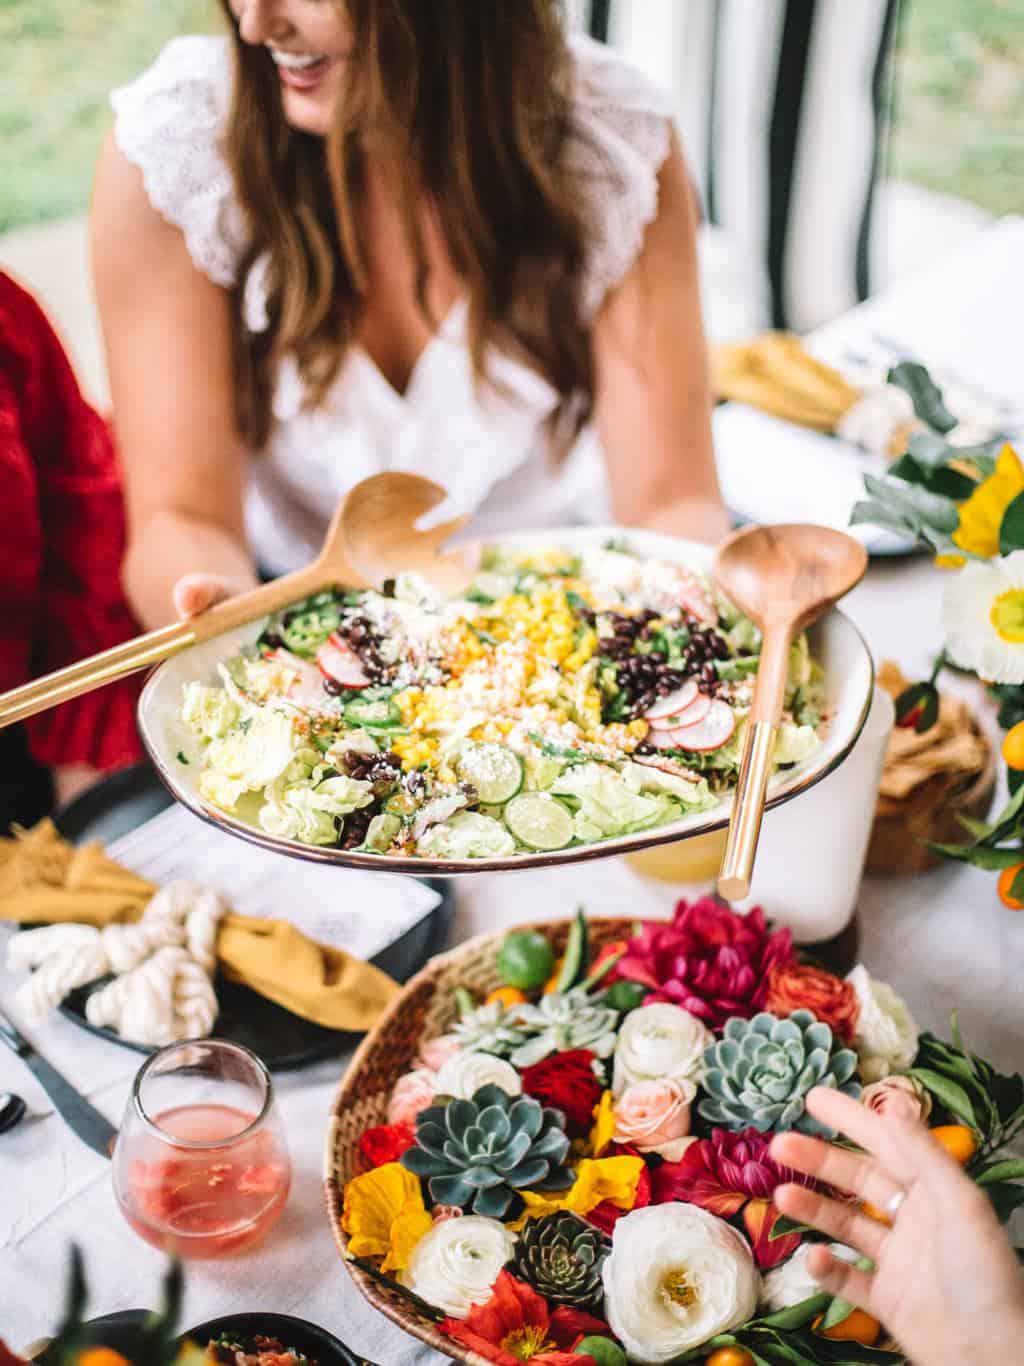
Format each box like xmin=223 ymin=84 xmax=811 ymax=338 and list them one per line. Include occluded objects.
xmin=181 ymin=682 xmax=240 ymax=741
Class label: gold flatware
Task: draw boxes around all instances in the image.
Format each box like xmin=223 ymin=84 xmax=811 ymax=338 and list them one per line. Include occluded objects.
xmin=714 ymin=524 xmax=868 ymax=901
xmin=0 ymin=472 xmax=466 ymax=731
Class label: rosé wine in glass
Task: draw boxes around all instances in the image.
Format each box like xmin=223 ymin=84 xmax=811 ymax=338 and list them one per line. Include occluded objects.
xmin=113 ymin=1041 xmax=290 ymax=1259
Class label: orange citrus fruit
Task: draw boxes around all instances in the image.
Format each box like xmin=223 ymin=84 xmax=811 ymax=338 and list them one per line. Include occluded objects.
xmin=930 ymin=1124 xmax=978 ymax=1164
xmin=813 ymin=1309 xmax=882 ymax=1345
xmin=485 ymin=985 xmax=528 ymax=1008
xmin=79 ymin=1351 xmax=132 ymax=1366
xmin=543 ymin=956 xmax=565 ymax=994
xmin=1002 ymin=721 xmax=1024 ymax=770
xmin=997 ymin=864 xmax=1024 ymax=910
xmin=705 ymin=1349 xmax=756 ymax=1366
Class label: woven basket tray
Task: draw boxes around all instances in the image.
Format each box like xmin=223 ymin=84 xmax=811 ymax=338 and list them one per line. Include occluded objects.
xmin=324 ymin=917 xmax=631 ymax=1365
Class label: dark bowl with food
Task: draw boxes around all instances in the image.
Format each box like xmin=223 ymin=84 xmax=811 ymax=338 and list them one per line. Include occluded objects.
xmin=182 ymin=1313 xmax=362 ymax=1365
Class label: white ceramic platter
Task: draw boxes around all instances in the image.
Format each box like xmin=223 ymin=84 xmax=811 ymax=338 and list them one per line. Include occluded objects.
xmin=138 ymin=525 xmax=874 ymax=874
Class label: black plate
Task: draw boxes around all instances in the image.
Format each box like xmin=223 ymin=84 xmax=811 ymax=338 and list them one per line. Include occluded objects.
xmin=46 ymin=762 xmax=453 ymax=1071
xmin=29 ymin=1310 xmax=368 ymax=1365
xmin=185 ymin=1311 xmax=366 ymax=1364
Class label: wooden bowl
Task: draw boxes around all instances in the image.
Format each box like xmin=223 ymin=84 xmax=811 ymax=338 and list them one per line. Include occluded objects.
xmin=865 ymin=718 xmax=997 ymax=875
xmin=323 ymin=917 xmax=631 ymax=1365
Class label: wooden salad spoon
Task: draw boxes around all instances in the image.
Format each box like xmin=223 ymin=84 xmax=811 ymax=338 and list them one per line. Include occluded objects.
xmin=0 ymin=472 xmax=468 ymax=731
xmin=714 ymin=523 xmax=868 ymax=902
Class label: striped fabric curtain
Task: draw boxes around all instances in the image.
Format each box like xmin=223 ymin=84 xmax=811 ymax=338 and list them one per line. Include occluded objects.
xmin=586 ymin=0 xmax=901 ymax=333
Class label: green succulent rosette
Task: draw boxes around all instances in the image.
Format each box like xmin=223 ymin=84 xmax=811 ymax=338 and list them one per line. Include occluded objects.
xmin=508 ymin=1210 xmax=609 ymax=1310
xmin=400 ymin=1084 xmax=574 ymax=1218
xmin=698 ymin=1009 xmax=861 ymax=1136
xmin=505 ymin=989 xmax=620 ymax=1068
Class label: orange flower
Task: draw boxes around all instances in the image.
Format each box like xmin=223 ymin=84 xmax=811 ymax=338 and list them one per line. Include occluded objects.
xmin=441 ymin=1271 xmax=603 ymax=1365
xmin=765 ymin=962 xmax=859 ymax=1043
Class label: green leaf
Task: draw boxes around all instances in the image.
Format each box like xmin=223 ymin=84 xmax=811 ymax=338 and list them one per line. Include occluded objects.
xmin=769 ymin=1214 xmax=817 ymax=1240
xmin=976 ymin=1159 xmax=1024 ymax=1185
xmin=862 ymin=472 xmax=959 ymax=535
xmin=953 ymin=778 xmax=1024 ymax=845
xmin=894 ymin=681 xmax=940 ymax=733
xmin=888 ymin=360 xmax=958 ymax=433
xmin=905 ymin=428 xmax=955 ymax=465
xmin=929 ymin=841 xmax=1024 ymax=869
xmin=889 ymin=452 xmax=975 ymax=501
xmin=756 ymin=1293 xmax=832 ymax=1330
xmin=907 ymin=1068 xmax=981 ymax=1129
xmin=1001 ymin=491 xmax=1024 ymax=555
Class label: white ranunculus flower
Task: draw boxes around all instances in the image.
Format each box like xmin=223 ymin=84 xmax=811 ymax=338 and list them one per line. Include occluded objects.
xmin=602 ymin=1203 xmax=760 ymax=1363
xmin=434 ymin=1050 xmax=522 ymax=1101
xmin=400 ymin=1215 xmax=516 ymax=1318
xmin=761 ymin=1243 xmax=857 ymax=1312
xmin=943 ymin=551 xmax=1024 ymax=684
xmin=612 ymin=1002 xmax=712 ymax=1097
xmin=846 ymin=964 xmax=920 ymax=1082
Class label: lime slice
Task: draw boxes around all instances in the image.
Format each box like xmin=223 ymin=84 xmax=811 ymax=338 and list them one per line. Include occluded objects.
xmin=504 ymin=792 xmax=574 ymax=851
xmin=457 ymin=744 xmax=524 ymax=805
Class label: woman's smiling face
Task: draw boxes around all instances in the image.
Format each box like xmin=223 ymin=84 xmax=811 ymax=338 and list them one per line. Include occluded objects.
xmin=228 ymin=0 xmax=353 ymax=135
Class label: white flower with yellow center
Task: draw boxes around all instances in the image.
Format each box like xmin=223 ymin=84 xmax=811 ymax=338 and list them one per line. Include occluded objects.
xmin=943 ymin=551 xmax=1024 ymax=684
xmin=601 ymin=1203 xmax=760 ymax=1363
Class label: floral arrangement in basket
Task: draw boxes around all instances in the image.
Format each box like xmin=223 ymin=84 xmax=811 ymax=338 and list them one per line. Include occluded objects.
xmin=338 ymin=902 xmax=1024 ymax=1366
xmin=850 ymin=361 xmax=1024 ymax=907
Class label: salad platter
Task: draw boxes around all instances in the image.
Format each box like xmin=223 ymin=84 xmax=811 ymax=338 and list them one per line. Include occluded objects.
xmin=138 ymin=527 xmax=874 ymax=873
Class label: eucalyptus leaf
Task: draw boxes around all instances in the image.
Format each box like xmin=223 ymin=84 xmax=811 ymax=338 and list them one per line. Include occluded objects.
xmin=906 ymin=428 xmax=955 ymax=466
xmin=889 ymin=453 xmax=975 ymax=501
xmin=862 ymin=473 xmax=960 ymax=534
xmin=1001 ymin=491 xmax=1024 ymax=556
xmin=887 ymin=360 xmax=957 ymax=433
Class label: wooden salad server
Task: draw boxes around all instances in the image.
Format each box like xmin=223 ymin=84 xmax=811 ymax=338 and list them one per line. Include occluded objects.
xmin=0 ymin=472 xmax=468 ymax=731
xmin=714 ymin=524 xmax=868 ymax=902
xmin=340 ymin=471 xmax=479 ymax=594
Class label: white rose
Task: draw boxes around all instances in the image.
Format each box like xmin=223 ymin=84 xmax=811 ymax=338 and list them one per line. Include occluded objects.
xmin=602 ymin=1203 xmax=760 ymax=1364
xmin=435 ymin=1050 xmax=522 ymax=1101
xmin=846 ymin=964 xmax=919 ymax=1082
xmin=761 ymin=1243 xmax=858 ymax=1312
xmin=400 ymin=1215 xmax=516 ymax=1318
xmin=612 ymin=1002 xmax=712 ymax=1097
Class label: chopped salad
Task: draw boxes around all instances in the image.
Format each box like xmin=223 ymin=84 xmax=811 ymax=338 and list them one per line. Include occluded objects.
xmin=179 ymin=542 xmax=825 ymax=859
xmin=205 ymin=1335 xmax=315 ymax=1365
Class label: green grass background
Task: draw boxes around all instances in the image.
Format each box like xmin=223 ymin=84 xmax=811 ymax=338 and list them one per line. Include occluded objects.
xmin=0 ymin=0 xmax=1021 ymax=235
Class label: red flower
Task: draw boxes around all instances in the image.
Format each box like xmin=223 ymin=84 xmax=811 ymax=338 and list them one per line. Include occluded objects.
xmin=650 ymin=1128 xmax=812 ymax=1268
xmin=520 ymin=1050 xmax=603 ymax=1137
xmin=358 ymin=1121 xmax=416 ymax=1169
xmin=441 ymin=1272 xmax=598 ymax=1365
xmin=584 ymin=1142 xmax=652 ymax=1235
xmin=765 ymin=961 xmax=859 ymax=1043
xmin=615 ymin=897 xmax=793 ymax=1030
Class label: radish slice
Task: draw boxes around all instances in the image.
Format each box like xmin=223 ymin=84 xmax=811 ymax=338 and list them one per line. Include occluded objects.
xmin=267 ymin=649 xmax=334 ymax=706
xmin=664 ymin=699 xmax=735 ymax=752
xmin=633 ymin=754 xmax=702 ymax=781
xmin=645 ymin=680 xmax=698 ymax=723
xmin=316 ymin=635 xmax=370 ymax=688
xmin=651 ymin=692 xmax=711 ymax=731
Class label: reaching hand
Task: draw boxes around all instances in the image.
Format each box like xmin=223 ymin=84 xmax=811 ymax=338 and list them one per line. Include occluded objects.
xmin=770 ymin=1087 xmax=1024 ymax=1366
xmin=171 ymin=572 xmax=245 ymax=619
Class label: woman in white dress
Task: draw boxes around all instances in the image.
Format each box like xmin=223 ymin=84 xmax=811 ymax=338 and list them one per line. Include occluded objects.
xmin=92 ymin=0 xmax=727 ymax=629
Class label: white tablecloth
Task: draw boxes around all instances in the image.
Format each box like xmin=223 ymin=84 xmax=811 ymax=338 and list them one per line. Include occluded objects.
xmin=4 ymin=223 xmax=1024 ymax=1358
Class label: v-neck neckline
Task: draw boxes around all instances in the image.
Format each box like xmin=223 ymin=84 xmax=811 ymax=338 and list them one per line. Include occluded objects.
xmin=355 ymin=296 xmax=467 ymax=406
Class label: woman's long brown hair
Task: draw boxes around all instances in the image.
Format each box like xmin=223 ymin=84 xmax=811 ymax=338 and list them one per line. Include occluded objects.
xmin=219 ymin=0 xmax=593 ymax=448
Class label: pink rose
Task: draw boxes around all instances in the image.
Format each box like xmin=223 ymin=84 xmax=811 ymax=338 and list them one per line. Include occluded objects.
xmin=613 ymin=1078 xmax=697 ymax=1161
xmin=861 ymin=1075 xmax=932 ymax=1124
xmin=387 ymin=1067 xmax=437 ymax=1127
xmin=431 ymin=1204 xmax=464 ymax=1224
xmin=417 ymin=1034 xmax=462 ymax=1072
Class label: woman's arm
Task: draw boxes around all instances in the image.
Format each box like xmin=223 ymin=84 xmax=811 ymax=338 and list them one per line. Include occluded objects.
xmin=593 ymin=134 xmax=729 ymax=544
xmin=91 ymin=130 xmax=259 ymax=628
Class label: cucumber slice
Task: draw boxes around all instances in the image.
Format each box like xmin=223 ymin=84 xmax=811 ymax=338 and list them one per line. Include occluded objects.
xmin=556 ymin=908 xmax=590 ymax=992
xmin=504 ymin=792 xmax=574 ymax=851
xmin=457 ymin=744 xmax=524 ymax=805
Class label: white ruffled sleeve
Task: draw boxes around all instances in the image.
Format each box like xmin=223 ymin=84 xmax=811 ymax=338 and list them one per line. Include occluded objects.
xmin=110 ymin=36 xmax=248 ymax=289
xmin=566 ymin=34 xmax=675 ymax=320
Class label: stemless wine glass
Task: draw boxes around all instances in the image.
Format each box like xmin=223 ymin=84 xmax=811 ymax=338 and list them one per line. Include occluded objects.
xmin=112 ymin=1039 xmax=291 ymax=1259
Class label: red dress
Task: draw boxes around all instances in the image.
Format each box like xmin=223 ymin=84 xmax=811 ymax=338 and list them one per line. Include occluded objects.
xmin=0 ymin=270 xmax=144 ymax=770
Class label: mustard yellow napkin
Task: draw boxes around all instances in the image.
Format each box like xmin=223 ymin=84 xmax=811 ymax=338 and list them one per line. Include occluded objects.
xmin=0 ymin=822 xmax=399 ymax=1032
xmin=712 ymin=331 xmax=863 ymax=431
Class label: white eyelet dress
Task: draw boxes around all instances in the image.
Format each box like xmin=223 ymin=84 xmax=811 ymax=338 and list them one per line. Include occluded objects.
xmin=111 ymin=34 xmax=673 ymax=576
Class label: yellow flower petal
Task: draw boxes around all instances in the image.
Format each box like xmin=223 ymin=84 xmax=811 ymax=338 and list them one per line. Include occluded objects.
xmin=383 ymin=1197 xmax=434 ymax=1274
xmin=342 ymin=1162 xmax=428 ymax=1264
xmin=589 ymin=1089 xmax=617 ymax=1156
xmin=935 ymin=553 xmax=966 ymax=570
xmin=952 ymin=444 xmax=1024 ymax=559
xmin=510 ymin=1155 xmax=645 ymax=1230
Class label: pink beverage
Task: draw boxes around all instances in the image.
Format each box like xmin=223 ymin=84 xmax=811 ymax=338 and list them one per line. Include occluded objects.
xmin=114 ymin=1043 xmax=291 ymax=1260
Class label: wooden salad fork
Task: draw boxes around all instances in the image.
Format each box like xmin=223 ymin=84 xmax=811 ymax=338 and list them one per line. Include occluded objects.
xmin=0 ymin=472 xmax=469 ymax=731
xmin=714 ymin=523 xmax=868 ymax=902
